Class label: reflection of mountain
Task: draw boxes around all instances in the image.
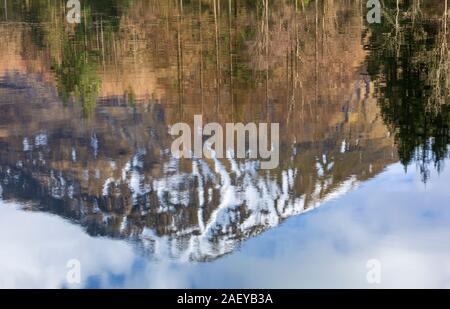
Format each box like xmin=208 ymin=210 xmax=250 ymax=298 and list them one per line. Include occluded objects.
xmin=0 ymin=1 xmax=397 ymax=261
xmin=0 ymin=73 xmax=396 ymax=261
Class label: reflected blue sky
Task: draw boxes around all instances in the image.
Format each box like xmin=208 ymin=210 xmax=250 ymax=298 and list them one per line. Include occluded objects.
xmin=2 ymin=160 xmax=450 ymax=288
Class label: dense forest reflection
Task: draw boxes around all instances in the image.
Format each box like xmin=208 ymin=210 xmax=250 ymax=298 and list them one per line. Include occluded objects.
xmin=367 ymin=0 xmax=450 ymax=181
xmin=0 ymin=0 xmax=448 ymax=260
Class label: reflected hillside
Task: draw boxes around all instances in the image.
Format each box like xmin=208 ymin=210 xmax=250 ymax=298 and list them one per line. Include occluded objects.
xmin=0 ymin=1 xmax=398 ymax=261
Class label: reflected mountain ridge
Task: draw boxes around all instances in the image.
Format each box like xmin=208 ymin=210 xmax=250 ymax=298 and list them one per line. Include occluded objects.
xmin=0 ymin=71 xmax=395 ymax=261
xmin=1 ymin=0 xmax=447 ymax=263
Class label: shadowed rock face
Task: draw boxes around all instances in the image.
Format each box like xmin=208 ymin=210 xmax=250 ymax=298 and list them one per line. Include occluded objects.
xmin=0 ymin=1 xmax=397 ymax=261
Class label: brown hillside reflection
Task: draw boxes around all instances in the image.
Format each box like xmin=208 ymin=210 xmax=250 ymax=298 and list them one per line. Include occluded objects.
xmin=0 ymin=1 xmax=397 ymax=261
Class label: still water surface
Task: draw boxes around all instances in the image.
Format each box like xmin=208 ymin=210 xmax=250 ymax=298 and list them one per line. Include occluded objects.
xmin=0 ymin=0 xmax=449 ymax=288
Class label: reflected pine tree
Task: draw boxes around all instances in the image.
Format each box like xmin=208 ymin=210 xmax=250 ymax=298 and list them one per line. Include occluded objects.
xmin=55 ymin=43 xmax=100 ymax=118
xmin=367 ymin=0 xmax=450 ymax=181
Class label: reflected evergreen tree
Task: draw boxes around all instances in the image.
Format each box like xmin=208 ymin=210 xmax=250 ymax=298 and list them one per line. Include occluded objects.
xmin=55 ymin=42 xmax=100 ymax=118
xmin=367 ymin=0 xmax=450 ymax=182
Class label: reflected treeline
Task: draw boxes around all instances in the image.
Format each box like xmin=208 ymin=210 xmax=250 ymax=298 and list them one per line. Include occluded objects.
xmin=367 ymin=0 xmax=450 ymax=181
xmin=3 ymin=0 xmax=363 ymax=121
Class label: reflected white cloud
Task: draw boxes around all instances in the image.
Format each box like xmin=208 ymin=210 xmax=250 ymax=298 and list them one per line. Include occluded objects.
xmin=0 ymin=202 xmax=135 ymax=288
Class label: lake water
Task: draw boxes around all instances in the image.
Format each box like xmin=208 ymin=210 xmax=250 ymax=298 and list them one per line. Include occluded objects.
xmin=0 ymin=0 xmax=449 ymax=288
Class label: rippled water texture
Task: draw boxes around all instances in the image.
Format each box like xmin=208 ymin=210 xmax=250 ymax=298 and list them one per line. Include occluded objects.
xmin=0 ymin=0 xmax=450 ymax=288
